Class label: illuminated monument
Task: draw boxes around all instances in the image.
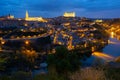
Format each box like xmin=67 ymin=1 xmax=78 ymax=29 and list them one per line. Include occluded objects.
xmin=25 ymin=11 xmax=47 ymax=22
xmin=63 ymin=12 xmax=75 ymax=17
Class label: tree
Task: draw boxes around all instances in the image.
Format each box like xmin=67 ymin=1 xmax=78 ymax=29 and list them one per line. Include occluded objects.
xmin=70 ymin=67 xmax=106 ymax=80
xmin=47 ymin=46 xmax=80 ymax=74
xmin=20 ymin=48 xmax=38 ymax=70
xmin=0 ymin=58 xmax=7 ymax=71
xmin=11 ymin=71 xmax=31 ymax=80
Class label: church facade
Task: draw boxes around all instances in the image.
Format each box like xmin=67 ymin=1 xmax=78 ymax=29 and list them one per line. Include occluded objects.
xmin=25 ymin=11 xmax=47 ymax=22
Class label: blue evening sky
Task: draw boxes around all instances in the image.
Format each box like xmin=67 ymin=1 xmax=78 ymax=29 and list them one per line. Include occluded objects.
xmin=0 ymin=0 xmax=120 ymax=18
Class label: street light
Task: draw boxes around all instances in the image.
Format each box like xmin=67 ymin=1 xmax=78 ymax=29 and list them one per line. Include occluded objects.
xmin=25 ymin=40 xmax=29 ymax=45
xmin=0 ymin=40 xmax=5 ymax=51
xmin=1 ymin=40 xmax=5 ymax=45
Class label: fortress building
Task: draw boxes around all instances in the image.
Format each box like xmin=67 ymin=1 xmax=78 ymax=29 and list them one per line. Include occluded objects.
xmin=95 ymin=19 xmax=103 ymax=23
xmin=63 ymin=12 xmax=75 ymax=17
xmin=25 ymin=11 xmax=47 ymax=22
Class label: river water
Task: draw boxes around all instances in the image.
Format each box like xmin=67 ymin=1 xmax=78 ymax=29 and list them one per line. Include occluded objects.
xmin=33 ymin=36 xmax=120 ymax=74
xmin=82 ymin=37 xmax=120 ymax=66
xmin=103 ymin=38 xmax=120 ymax=58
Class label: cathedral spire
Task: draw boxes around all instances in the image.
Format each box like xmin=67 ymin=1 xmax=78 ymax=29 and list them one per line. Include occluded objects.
xmin=26 ymin=10 xmax=29 ymax=18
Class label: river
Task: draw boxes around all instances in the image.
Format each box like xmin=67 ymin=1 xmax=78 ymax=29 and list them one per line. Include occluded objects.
xmin=103 ymin=38 xmax=120 ymax=58
xmin=33 ymin=35 xmax=120 ymax=74
xmin=82 ymin=37 xmax=120 ymax=66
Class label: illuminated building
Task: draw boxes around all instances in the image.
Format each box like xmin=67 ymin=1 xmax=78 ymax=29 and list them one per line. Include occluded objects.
xmin=25 ymin=11 xmax=47 ymax=22
xmin=0 ymin=14 xmax=14 ymax=20
xmin=111 ymin=32 xmax=115 ymax=38
xmin=53 ymin=32 xmax=58 ymax=44
xmin=63 ymin=12 xmax=75 ymax=17
xmin=63 ymin=22 xmax=70 ymax=26
xmin=67 ymin=36 xmax=74 ymax=50
xmin=95 ymin=19 xmax=103 ymax=23
xmin=91 ymin=46 xmax=96 ymax=52
xmin=5 ymin=14 xmax=14 ymax=19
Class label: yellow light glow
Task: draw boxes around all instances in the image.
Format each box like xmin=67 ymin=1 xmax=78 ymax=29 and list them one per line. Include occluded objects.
xmin=25 ymin=10 xmax=47 ymax=22
xmin=67 ymin=36 xmax=73 ymax=50
xmin=91 ymin=47 xmax=95 ymax=52
xmin=0 ymin=37 xmax=3 ymax=40
xmin=52 ymin=49 xmax=56 ymax=54
xmin=63 ymin=12 xmax=75 ymax=17
xmin=92 ymin=52 xmax=114 ymax=60
xmin=22 ymin=49 xmax=36 ymax=56
xmin=95 ymin=20 xmax=103 ymax=23
xmin=25 ymin=40 xmax=29 ymax=45
xmin=1 ymin=41 xmax=5 ymax=45
xmin=108 ymin=40 xmax=116 ymax=44
xmin=111 ymin=32 xmax=114 ymax=38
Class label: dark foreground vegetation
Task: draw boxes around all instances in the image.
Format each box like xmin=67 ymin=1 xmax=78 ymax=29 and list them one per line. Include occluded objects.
xmin=0 ymin=46 xmax=120 ymax=80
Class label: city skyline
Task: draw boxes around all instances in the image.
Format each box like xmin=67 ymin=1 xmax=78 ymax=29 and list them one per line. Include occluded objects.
xmin=0 ymin=0 xmax=120 ymax=18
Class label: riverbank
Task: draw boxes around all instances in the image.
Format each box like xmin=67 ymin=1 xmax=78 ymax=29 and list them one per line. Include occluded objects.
xmin=81 ymin=37 xmax=120 ymax=67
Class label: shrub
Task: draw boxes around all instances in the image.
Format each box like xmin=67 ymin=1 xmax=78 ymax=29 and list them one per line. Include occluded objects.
xmin=70 ymin=67 xmax=106 ymax=80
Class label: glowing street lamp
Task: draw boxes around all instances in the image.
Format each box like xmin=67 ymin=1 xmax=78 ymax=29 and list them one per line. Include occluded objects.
xmin=1 ymin=40 xmax=5 ymax=45
xmin=25 ymin=40 xmax=29 ymax=45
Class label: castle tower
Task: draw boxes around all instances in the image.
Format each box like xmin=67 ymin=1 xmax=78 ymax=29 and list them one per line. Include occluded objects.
xmin=26 ymin=11 xmax=29 ymax=19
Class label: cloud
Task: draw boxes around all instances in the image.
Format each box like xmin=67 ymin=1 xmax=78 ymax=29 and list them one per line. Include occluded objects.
xmin=0 ymin=0 xmax=120 ymax=18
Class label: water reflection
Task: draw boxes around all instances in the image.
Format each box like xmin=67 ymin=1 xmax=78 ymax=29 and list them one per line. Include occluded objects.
xmin=103 ymin=38 xmax=120 ymax=57
xmin=92 ymin=52 xmax=114 ymax=61
xmin=82 ymin=34 xmax=120 ymax=66
xmin=108 ymin=40 xmax=117 ymax=44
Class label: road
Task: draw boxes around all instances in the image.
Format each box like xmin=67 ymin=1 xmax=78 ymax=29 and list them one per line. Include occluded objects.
xmin=0 ymin=50 xmax=14 ymax=53
xmin=3 ymin=33 xmax=50 ymax=41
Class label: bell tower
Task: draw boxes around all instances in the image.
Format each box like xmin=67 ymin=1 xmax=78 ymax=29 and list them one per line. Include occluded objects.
xmin=26 ymin=10 xmax=29 ymax=19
